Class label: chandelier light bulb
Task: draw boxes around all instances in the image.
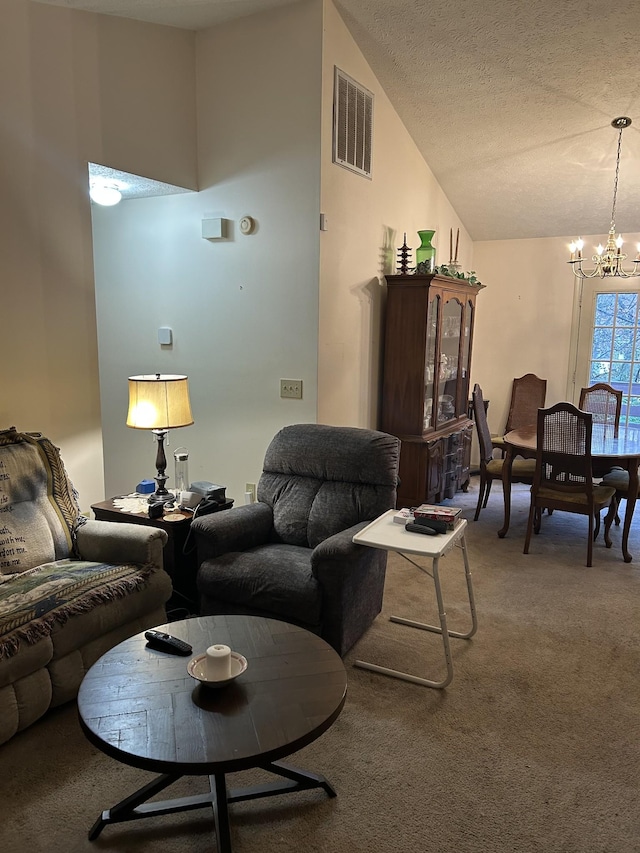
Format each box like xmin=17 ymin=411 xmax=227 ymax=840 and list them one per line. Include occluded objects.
xmin=596 ymin=244 xmax=604 ymax=256
xmin=616 ymin=235 xmax=624 ymax=249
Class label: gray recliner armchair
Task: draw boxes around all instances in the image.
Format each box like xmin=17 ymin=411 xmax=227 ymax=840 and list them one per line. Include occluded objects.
xmin=191 ymin=424 xmax=400 ymax=656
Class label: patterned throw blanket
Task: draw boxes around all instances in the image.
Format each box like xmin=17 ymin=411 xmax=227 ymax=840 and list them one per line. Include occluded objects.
xmin=0 ymin=559 xmax=153 ymax=660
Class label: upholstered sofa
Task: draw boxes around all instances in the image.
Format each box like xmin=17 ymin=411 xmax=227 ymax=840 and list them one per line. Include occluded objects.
xmin=0 ymin=427 xmax=172 ymax=745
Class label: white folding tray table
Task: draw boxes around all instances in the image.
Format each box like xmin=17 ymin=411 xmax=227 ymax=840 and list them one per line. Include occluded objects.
xmin=352 ymin=509 xmax=477 ymax=688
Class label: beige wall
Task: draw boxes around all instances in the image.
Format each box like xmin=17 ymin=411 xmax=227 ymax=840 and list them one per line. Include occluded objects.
xmin=93 ymin=16 xmax=197 ymax=190
xmin=1 ymin=0 xmax=197 ymax=509
xmin=471 ymin=234 xmax=624 ymax=438
xmin=473 ymin=236 xmax=575 ymax=431
xmin=319 ymin=0 xmax=472 ymax=428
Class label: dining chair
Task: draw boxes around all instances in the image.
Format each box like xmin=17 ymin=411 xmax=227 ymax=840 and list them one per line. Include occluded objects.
xmin=579 ymin=382 xmax=623 ymax=437
xmin=472 ymin=383 xmax=536 ymax=520
xmin=579 ymin=381 xmax=624 ymax=529
xmin=492 ymin=373 xmax=547 ymax=454
xmin=523 ymin=402 xmax=617 ymax=567
xmin=600 ymin=464 xmax=640 ymax=534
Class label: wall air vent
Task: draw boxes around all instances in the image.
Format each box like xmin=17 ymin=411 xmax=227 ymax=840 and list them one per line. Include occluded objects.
xmin=333 ymin=67 xmax=373 ymax=179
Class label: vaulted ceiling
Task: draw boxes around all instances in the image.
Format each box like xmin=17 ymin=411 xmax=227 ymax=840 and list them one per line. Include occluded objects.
xmin=37 ymin=0 xmax=640 ymax=242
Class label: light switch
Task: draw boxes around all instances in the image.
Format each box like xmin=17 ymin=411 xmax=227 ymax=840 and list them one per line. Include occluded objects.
xmin=158 ymin=327 xmax=172 ymax=345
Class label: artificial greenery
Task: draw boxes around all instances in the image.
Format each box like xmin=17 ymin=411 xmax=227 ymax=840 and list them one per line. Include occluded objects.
xmin=414 ymin=261 xmax=482 ymax=286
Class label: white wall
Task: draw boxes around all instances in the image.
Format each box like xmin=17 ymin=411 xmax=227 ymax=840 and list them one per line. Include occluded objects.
xmin=318 ymin=1 xmax=474 ymax=428
xmin=93 ymin=1 xmax=323 ymax=504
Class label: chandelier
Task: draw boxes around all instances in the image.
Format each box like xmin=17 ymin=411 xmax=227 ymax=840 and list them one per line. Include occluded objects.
xmin=568 ymin=117 xmax=640 ymax=279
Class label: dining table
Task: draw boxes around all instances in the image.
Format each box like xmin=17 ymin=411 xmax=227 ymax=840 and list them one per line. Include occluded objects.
xmin=498 ymin=423 xmax=640 ymax=562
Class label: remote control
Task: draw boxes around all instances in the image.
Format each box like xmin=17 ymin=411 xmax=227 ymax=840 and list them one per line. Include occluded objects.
xmin=405 ymin=522 xmax=438 ymax=535
xmin=413 ymin=517 xmax=449 ymax=534
xmin=144 ymin=630 xmax=193 ymax=656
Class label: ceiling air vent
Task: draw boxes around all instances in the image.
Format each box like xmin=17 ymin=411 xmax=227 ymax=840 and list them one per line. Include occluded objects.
xmin=333 ymin=67 xmax=373 ymax=179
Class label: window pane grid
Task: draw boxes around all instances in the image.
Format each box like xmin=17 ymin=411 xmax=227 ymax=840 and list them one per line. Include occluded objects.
xmin=590 ymin=292 xmax=640 ymax=426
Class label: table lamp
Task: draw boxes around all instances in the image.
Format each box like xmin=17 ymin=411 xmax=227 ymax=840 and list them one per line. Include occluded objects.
xmin=126 ymin=373 xmax=194 ymax=504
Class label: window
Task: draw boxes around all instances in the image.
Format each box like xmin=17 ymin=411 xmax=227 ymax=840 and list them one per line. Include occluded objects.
xmin=573 ymin=281 xmax=640 ymax=427
xmin=589 ymin=292 xmax=640 ymax=427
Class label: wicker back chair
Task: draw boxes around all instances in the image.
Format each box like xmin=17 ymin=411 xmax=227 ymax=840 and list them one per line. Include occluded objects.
xmin=472 ymin=384 xmax=536 ymax=520
xmin=492 ymin=373 xmax=547 ymax=453
xmin=524 ymin=402 xmax=616 ymax=567
xmin=579 ymin=382 xmax=623 ymax=437
xmin=505 ymin=373 xmax=548 ymax=432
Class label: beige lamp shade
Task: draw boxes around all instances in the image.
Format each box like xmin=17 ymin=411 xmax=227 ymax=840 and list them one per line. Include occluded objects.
xmin=126 ymin=374 xmax=194 ymax=430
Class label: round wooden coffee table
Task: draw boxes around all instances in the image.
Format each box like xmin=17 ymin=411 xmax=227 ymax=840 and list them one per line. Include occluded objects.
xmin=78 ymin=615 xmax=347 ymax=852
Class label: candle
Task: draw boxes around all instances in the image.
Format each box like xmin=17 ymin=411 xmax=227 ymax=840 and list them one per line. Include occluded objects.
xmin=454 ymin=228 xmax=459 ymax=263
xmin=449 ymin=228 xmax=453 ymax=263
xmin=205 ymin=644 xmax=231 ymax=680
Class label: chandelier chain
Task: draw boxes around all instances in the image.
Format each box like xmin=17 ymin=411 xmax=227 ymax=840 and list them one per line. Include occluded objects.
xmin=610 ymin=125 xmax=624 ymax=230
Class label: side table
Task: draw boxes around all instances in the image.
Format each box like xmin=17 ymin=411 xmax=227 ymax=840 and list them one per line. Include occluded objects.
xmin=352 ymin=509 xmax=477 ymax=688
xmin=91 ymin=497 xmax=233 ymax=612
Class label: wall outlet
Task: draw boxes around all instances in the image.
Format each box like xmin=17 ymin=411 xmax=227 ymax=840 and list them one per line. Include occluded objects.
xmin=245 ymin=482 xmax=256 ymax=503
xmin=280 ymin=379 xmax=302 ymax=399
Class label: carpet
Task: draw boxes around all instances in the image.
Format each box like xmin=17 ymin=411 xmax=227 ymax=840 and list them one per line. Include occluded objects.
xmin=1 ymin=480 xmax=638 ymax=853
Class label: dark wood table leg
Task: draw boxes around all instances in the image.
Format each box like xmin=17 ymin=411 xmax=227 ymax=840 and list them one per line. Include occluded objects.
xmin=498 ymin=445 xmax=514 ymax=538
xmin=621 ymin=460 xmax=638 ymax=563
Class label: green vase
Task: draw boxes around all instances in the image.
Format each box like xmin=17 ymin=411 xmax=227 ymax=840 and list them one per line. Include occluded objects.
xmin=415 ymin=230 xmax=436 ymax=272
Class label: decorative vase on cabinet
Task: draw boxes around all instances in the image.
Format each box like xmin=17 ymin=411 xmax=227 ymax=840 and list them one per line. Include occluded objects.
xmin=415 ymin=230 xmax=436 ymax=272
xmin=381 ymin=272 xmax=484 ymax=508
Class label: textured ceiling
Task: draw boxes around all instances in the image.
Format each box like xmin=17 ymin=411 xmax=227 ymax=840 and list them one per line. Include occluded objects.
xmin=40 ymin=0 xmax=640 ymax=241
xmin=88 ymin=162 xmax=192 ymax=201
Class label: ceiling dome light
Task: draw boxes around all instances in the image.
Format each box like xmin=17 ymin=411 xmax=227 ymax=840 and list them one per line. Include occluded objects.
xmin=89 ymin=181 xmax=122 ymax=206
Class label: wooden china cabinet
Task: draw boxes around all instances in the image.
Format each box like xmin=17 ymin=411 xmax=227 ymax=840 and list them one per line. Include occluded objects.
xmin=381 ymin=273 xmax=484 ymax=508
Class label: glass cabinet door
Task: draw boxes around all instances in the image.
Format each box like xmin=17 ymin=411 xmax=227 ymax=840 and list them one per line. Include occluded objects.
xmin=423 ymin=295 xmax=440 ymax=430
xmin=436 ymin=298 xmax=462 ymax=426
xmin=460 ymin=300 xmax=473 ymax=412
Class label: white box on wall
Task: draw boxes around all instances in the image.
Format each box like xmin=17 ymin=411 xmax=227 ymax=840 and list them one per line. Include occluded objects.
xmin=202 ymin=218 xmax=227 ymax=240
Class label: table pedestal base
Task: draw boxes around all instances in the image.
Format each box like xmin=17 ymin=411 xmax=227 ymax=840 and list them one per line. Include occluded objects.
xmin=355 ymin=534 xmax=477 ymax=688
xmin=88 ymin=760 xmax=336 ymax=852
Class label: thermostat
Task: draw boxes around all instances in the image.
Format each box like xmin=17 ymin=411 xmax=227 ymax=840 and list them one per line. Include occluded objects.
xmin=239 ymin=216 xmax=255 ymax=235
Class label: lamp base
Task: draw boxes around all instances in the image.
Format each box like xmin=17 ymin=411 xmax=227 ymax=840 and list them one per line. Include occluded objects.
xmin=147 ymin=491 xmax=175 ymax=506
xmin=148 ymin=433 xmax=174 ymax=505
xmin=147 ymin=474 xmax=175 ymax=505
